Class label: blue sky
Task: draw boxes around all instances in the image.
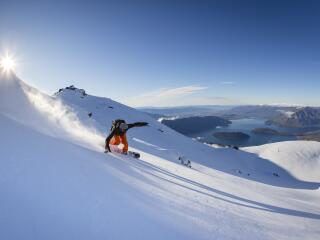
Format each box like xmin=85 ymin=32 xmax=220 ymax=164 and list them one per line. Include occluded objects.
xmin=1 ymin=0 xmax=319 ymax=107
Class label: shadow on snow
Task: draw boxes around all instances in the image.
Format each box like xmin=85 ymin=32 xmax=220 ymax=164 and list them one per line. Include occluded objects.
xmin=112 ymin=155 xmax=320 ymax=220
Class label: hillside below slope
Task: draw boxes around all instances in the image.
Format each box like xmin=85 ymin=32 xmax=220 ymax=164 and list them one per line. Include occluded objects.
xmin=243 ymin=141 xmax=320 ymax=182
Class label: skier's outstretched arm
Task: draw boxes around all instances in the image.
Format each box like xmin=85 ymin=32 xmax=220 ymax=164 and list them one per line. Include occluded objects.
xmin=105 ymin=128 xmax=115 ymax=152
xmin=127 ymin=122 xmax=149 ymax=129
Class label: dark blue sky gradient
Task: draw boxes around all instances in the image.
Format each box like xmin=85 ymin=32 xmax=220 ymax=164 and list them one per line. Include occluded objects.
xmin=1 ymin=0 xmax=319 ymax=106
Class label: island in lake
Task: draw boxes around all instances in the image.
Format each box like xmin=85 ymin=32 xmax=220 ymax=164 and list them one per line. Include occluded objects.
xmin=299 ymin=132 xmax=320 ymax=142
xmin=213 ymin=132 xmax=250 ymax=141
xmin=251 ymin=127 xmax=320 ymax=142
xmin=251 ymin=128 xmax=295 ymax=136
xmin=161 ymin=116 xmax=231 ymax=134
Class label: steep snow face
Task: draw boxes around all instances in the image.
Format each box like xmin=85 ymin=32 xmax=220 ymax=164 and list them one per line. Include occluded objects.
xmin=1 ymin=76 xmax=320 ymax=240
xmin=0 ymin=73 xmax=104 ymax=150
xmin=243 ymin=141 xmax=320 ymax=182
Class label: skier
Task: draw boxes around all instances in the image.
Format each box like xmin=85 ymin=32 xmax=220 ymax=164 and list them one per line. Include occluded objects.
xmin=105 ymin=119 xmax=148 ymax=154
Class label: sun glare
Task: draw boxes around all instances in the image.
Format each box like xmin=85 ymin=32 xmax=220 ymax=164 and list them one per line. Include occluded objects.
xmin=0 ymin=53 xmax=16 ymax=72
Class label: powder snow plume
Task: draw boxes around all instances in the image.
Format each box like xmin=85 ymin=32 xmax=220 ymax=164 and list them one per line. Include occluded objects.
xmin=22 ymin=83 xmax=105 ymax=151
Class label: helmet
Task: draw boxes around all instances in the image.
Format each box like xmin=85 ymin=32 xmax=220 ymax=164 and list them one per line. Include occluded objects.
xmin=119 ymin=122 xmax=128 ymax=131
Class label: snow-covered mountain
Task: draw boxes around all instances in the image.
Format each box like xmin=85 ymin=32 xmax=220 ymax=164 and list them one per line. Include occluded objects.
xmin=1 ymin=73 xmax=320 ymax=240
xmin=266 ymin=107 xmax=320 ymax=128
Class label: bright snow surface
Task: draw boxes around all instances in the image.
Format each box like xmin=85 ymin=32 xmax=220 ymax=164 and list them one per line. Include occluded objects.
xmin=0 ymin=72 xmax=319 ymax=240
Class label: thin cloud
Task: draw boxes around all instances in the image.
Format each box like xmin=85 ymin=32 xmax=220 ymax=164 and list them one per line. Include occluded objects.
xmin=220 ymin=81 xmax=235 ymax=85
xmin=123 ymin=85 xmax=207 ymax=107
xmin=156 ymin=85 xmax=207 ymax=97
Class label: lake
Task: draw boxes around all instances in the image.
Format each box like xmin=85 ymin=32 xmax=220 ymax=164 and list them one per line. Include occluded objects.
xmin=187 ymin=118 xmax=299 ymax=147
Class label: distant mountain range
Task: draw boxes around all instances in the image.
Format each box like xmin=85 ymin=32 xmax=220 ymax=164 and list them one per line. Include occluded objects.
xmin=220 ymin=105 xmax=299 ymax=120
xmin=142 ymin=105 xmax=301 ymax=120
xmin=140 ymin=105 xmax=234 ymax=117
xmin=144 ymin=105 xmax=320 ymax=127
xmin=266 ymin=107 xmax=320 ymax=128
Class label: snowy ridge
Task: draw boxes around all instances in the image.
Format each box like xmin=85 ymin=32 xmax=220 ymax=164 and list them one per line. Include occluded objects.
xmin=1 ymin=73 xmax=320 ymax=240
xmin=243 ymin=141 xmax=320 ymax=182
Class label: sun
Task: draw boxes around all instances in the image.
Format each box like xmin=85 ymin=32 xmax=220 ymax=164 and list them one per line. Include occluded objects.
xmin=0 ymin=53 xmax=16 ymax=72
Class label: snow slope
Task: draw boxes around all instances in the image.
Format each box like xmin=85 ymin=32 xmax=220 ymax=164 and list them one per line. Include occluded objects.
xmin=1 ymin=73 xmax=320 ymax=240
xmin=243 ymin=141 xmax=320 ymax=182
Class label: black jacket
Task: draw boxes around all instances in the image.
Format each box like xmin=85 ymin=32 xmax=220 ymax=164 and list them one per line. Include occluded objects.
xmin=105 ymin=122 xmax=148 ymax=151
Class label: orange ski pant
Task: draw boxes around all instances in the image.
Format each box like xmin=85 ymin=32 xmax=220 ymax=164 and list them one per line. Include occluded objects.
xmin=109 ymin=134 xmax=128 ymax=153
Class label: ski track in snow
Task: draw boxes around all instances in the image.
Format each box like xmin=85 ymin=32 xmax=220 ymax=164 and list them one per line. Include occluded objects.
xmin=1 ymin=73 xmax=320 ymax=240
